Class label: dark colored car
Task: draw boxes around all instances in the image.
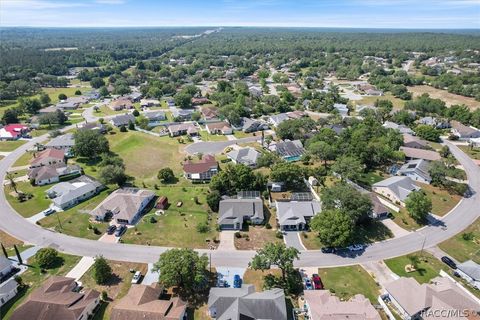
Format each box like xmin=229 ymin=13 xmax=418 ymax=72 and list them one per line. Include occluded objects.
xmin=106 ymin=225 xmax=117 ymax=235
xmin=304 ymin=278 xmax=313 ymax=290
xmin=321 ymin=247 xmax=336 ymax=254
xmin=311 ymin=274 xmax=323 ymax=290
xmin=114 ymin=225 xmax=127 ymax=237
xmin=441 ymin=256 xmax=457 ymax=269
xmin=233 ymin=274 xmax=242 ymax=288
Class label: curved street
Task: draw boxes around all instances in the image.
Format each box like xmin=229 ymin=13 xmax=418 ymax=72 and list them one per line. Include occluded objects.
xmin=0 ymin=129 xmax=478 ymax=267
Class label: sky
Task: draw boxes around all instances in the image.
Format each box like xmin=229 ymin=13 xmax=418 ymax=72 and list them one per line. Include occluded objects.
xmin=0 ymin=0 xmax=479 ymax=29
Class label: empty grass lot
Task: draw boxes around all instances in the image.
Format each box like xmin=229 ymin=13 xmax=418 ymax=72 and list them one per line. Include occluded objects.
xmin=439 ymin=217 xmax=480 ymax=264
xmin=4 ymin=182 xmax=52 ymax=217
xmin=384 ymin=252 xmax=445 ymax=284
xmin=121 ymin=186 xmax=219 ymax=249
xmin=391 ymin=208 xmax=425 ymax=231
xmin=107 ymin=130 xmax=186 ymax=185
xmin=12 ymin=151 xmax=32 ymax=167
xmin=459 ymin=145 xmax=480 ymax=160
xmin=39 ymin=189 xmax=111 ymax=240
xmin=357 ymin=93 xmax=405 ymax=110
xmin=418 ymin=183 xmax=462 ymax=217
xmin=318 ymin=265 xmax=381 ymax=304
xmin=0 ymin=140 xmax=27 ymax=152
xmin=408 ymin=85 xmax=480 ymax=110
xmin=0 ymin=252 xmax=81 ymax=319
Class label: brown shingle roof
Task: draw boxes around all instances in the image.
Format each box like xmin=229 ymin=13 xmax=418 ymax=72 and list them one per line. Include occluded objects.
xmin=183 ymin=154 xmax=217 ymax=174
xmin=400 ymin=146 xmax=441 ymax=161
xmin=30 ymin=148 xmax=65 ymax=166
xmin=10 ymin=276 xmax=99 ymax=320
xmin=110 ymin=283 xmax=186 ymax=320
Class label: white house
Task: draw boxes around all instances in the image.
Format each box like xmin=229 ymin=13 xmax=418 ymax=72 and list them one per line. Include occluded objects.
xmin=456 ymin=260 xmax=480 ymax=290
xmin=0 ymin=257 xmax=18 ymax=307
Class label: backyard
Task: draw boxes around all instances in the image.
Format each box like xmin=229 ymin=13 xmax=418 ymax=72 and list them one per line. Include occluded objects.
xmin=4 ymin=182 xmax=52 ymax=218
xmin=384 ymin=252 xmax=445 ymax=284
xmin=317 ymin=265 xmax=381 ymax=304
xmin=121 ymin=186 xmax=219 ymax=249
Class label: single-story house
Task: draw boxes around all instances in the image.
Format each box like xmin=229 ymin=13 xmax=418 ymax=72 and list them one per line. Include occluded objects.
xmin=276 ymin=200 xmax=321 ymax=231
xmin=303 ymin=290 xmax=380 ymax=320
xmin=372 ymin=176 xmax=420 ymax=206
xmin=206 ymin=121 xmax=232 ymax=135
xmin=227 ymin=147 xmax=260 ymax=167
xmin=0 ymin=277 xmax=19 ymax=308
xmin=383 ymin=121 xmax=414 ymax=135
xmin=333 ymin=103 xmax=349 ymax=117
xmin=385 ymin=276 xmax=479 ymax=320
xmin=10 ymin=276 xmax=100 ymax=320
xmin=109 ymin=114 xmax=136 ymax=127
xmin=183 ymin=154 xmax=218 ymax=181
xmin=46 ymin=176 xmax=102 ymax=209
xmin=0 ymin=124 xmax=30 ymax=140
xmin=365 ymin=89 xmax=383 ymax=96
xmin=397 ymin=159 xmax=432 ymax=184
xmin=451 ymin=120 xmax=480 ymax=140
xmin=126 ymin=91 xmax=142 ymax=102
xmin=168 ymin=123 xmax=199 ymax=137
xmin=208 ymin=285 xmax=287 ymax=320
xmin=400 ymin=146 xmax=441 ymax=161
xmin=139 ymin=98 xmax=160 ymax=108
xmin=200 ymin=106 xmax=219 ymax=121
xmin=242 ymin=117 xmax=269 ymax=133
xmin=29 ymin=148 xmax=65 ymax=169
xmin=192 ymin=97 xmax=210 ymax=105
xmin=90 ymin=188 xmax=155 ymax=225
xmin=28 ymin=164 xmax=82 ymax=186
xmin=109 ymin=97 xmax=134 ymax=111
xmin=370 ymin=194 xmax=389 ymax=219
xmin=269 ymin=139 xmax=305 ymax=162
xmin=403 ymin=133 xmax=428 ymax=149
xmin=171 ymin=108 xmax=195 ymax=121
xmin=218 ymin=198 xmax=264 ymax=230
xmin=45 ymin=133 xmax=75 ymax=150
xmin=456 ymin=260 xmax=480 ymax=290
xmin=417 ymin=116 xmax=450 ymax=129
xmin=78 ymin=122 xmax=107 ymax=134
xmin=268 ymin=113 xmax=290 ymax=127
xmin=55 ymin=96 xmax=88 ymax=110
xmin=110 ymin=283 xmax=186 ymax=320
xmin=143 ymin=110 xmax=166 ymax=122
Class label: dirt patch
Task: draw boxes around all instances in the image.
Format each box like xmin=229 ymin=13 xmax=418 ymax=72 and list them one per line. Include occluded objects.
xmin=408 ymin=85 xmax=479 ymax=110
xmin=0 ymin=230 xmax=23 ymax=248
xmin=234 ymin=226 xmax=282 ymax=250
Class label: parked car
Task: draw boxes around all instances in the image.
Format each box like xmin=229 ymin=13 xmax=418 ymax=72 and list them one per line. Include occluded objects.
xmin=311 ymin=274 xmax=323 ymax=290
xmin=441 ymin=256 xmax=457 ymax=269
xmin=304 ymin=278 xmax=313 ymax=290
xmin=43 ymin=208 xmax=56 ymax=216
xmin=321 ymin=247 xmax=336 ymax=254
xmin=233 ymin=274 xmax=242 ymax=288
xmin=131 ymin=271 xmax=142 ymax=284
xmin=114 ymin=225 xmax=127 ymax=237
xmin=106 ymin=225 xmax=117 ymax=235
xmin=347 ymin=244 xmax=364 ymax=251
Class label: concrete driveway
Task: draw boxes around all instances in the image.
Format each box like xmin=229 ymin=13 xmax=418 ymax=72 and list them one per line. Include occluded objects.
xmin=284 ymin=232 xmax=306 ymax=251
xmin=381 ymin=218 xmax=411 ymax=238
xmin=216 ymin=267 xmax=246 ymax=288
xmin=217 ymin=231 xmax=236 ymax=251
xmin=185 ymin=136 xmax=261 ymax=155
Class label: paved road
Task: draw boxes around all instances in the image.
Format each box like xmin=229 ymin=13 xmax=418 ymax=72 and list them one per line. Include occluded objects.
xmin=1 ymin=135 xmax=479 ymax=267
xmin=185 ymin=136 xmax=261 ymax=155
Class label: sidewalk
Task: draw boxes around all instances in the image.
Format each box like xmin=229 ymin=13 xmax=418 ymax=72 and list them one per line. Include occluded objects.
xmin=65 ymin=256 xmax=95 ymax=281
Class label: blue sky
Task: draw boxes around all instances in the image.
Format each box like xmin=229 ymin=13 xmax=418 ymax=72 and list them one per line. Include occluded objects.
xmin=1 ymin=0 xmax=479 ymax=28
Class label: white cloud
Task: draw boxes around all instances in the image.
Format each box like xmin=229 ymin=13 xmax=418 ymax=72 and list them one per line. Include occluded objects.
xmin=1 ymin=0 xmax=87 ymax=9
xmin=95 ymin=0 xmax=126 ymax=4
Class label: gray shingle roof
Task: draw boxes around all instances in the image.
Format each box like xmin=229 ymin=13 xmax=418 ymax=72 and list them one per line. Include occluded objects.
xmin=397 ymin=159 xmax=432 ymax=182
xmin=218 ymin=198 xmax=264 ymax=226
xmin=373 ymin=176 xmax=419 ymax=202
xmin=45 ymin=133 xmax=75 ymax=149
xmin=110 ymin=114 xmax=135 ymax=126
xmin=227 ymin=147 xmax=260 ymax=166
xmin=276 ymin=201 xmax=321 ymax=226
xmin=273 ymin=140 xmax=305 ymax=158
xmin=457 ymin=260 xmax=480 ymax=281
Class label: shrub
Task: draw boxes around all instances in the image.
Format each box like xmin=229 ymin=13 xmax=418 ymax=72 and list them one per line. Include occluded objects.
xmin=92 ymin=256 xmax=112 ymax=285
xmin=462 ymin=232 xmax=474 ymax=241
xmin=275 ymin=231 xmax=284 ymax=239
xmin=101 ymin=290 xmax=108 ymax=301
xmin=150 ymin=216 xmax=157 ymax=223
xmin=35 ymin=248 xmax=59 ymax=269
xmin=235 ymin=231 xmax=242 ymax=238
xmin=196 ymin=222 xmax=210 ymax=233
xmin=265 ymin=223 xmax=272 ymax=229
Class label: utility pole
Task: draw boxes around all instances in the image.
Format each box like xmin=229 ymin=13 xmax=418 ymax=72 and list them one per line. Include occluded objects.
xmin=420 ymin=234 xmax=427 ymax=260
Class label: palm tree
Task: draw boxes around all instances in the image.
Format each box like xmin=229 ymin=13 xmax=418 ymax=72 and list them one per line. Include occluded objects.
xmin=6 ymin=172 xmax=18 ymax=194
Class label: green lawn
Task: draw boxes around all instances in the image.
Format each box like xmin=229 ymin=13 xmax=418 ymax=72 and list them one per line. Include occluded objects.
xmin=107 ymin=130 xmax=186 ymax=185
xmin=318 ymin=265 xmax=381 ymax=304
xmin=384 ymin=252 xmax=446 ymax=284
xmin=356 ymin=93 xmax=405 ymax=111
xmin=0 ymin=140 xmax=27 ymax=152
xmin=0 ymin=252 xmax=81 ymax=319
xmin=199 ymin=131 xmax=228 ymax=142
xmin=4 ymin=182 xmax=51 ymax=217
xmin=419 ymin=183 xmax=462 ymax=217
xmin=459 ymin=145 xmax=480 ymax=160
xmin=95 ymin=105 xmax=128 ymax=117
xmin=12 ymin=151 xmax=32 ymax=167
xmin=38 ymin=189 xmax=111 ymax=240
xmin=439 ymin=217 xmax=480 ymax=264
xmin=233 ymin=131 xmax=255 ymax=139
xmin=121 ymin=186 xmax=219 ymax=248
xmin=391 ymin=208 xmax=425 ymax=231
xmin=43 ymin=86 xmax=92 ymax=104
xmin=354 ymin=170 xmax=387 ymax=188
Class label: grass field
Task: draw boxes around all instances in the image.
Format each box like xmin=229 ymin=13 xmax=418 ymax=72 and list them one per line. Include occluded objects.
xmin=384 ymin=252 xmax=445 ymax=284
xmin=391 ymin=208 xmax=424 ymax=231
xmin=95 ymin=105 xmax=129 ymax=117
xmin=459 ymin=145 xmax=480 ymax=160
xmin=318 ymin=265 xmax=381 ymax=304
xmin=408 ymin=85 xmax=480 ymax=110
xmin=199 ymin=130 xmax=228 ymax=142
xmin=38 ymin=189 xmax=111 ymax=240
xmin=4 ymin=182 xmax=51 ymax=217
xmin=439 ymin=217 xmax=480 ymax=264
xmin=356 ymin=93 xmax=405 ymax=110
xmin=12 ymin=151 xmax=32 ymax=167
xmin=418 ymin=183 xmax=462 ymax=217
xmin=107 ymin=130 xmax=186 ymax=185
xmin=0 ymin=252 xmax=81 ymax=319
xmin=0 ymin=140 xmax=27 ymax=152
xmin=121 ymin=186 xmax=219 ymax=248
